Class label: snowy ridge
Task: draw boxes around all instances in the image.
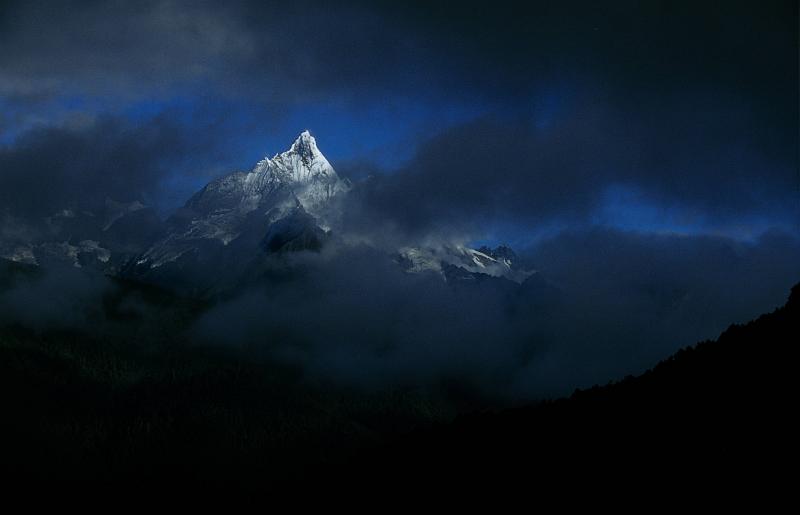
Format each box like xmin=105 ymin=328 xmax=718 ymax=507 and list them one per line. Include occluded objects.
xmin=204 ymin=129 xmax=348 ymax=220
xmin=399 ymin=244 xmax=533 ymax=283
xmin=0 ymin=240 xmax=111 ymax=268
xmin=136 ymin=131 xmax=349 ymax=269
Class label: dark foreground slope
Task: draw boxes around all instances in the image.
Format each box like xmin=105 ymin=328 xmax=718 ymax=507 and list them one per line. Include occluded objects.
xmin=0 ymin=262 xmax=452 ymax=483
xmin=336 ymin=283 xmax=799 ymax=490
xmin=1 ymin=256 xmax=796 ymax=491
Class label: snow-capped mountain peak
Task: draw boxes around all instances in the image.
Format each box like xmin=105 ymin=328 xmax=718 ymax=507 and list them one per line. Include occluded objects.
xmin=249 ymin=130 xmax=339 ymax=187
xmin=288 ymin=130 xmax=319 ymax=159
xmin=132 ymin=131 xmax=349 ymax=271
xmin=264 ymin=131 xmax=348 ymax=212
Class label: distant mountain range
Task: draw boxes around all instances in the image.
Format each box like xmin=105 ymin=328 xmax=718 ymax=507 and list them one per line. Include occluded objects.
xmin=1 ymin=131 xmax=531 ymax=293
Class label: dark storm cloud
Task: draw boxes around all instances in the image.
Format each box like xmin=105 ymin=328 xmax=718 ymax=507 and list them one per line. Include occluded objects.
xmin=0 ymin=0 xmax=436 ymax=102
xmin=1 ymin=0 xmax=795 ymax=235
xmin=0 ymin=0 xmax=249 ymax=98
xmin=396 ymin=1 xmax=797 ymax=99
xmin=193 ymin=246 xmax=520 ymax=394
xmin=0 ymin=115 xmax=197 ymax=221
xmin=0 ymin=263 xmax=111 ymax=329
xmin=343 ymin=99 xmax=798 ymax=240
xmin=192 ymin=229 xmax=800 ymax=399
xmin=3 ymin=1 xmax=793 ymax=108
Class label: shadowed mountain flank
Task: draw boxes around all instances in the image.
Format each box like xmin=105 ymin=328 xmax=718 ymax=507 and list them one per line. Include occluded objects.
xmin=332 ymin=282 xmax=799 ymax=488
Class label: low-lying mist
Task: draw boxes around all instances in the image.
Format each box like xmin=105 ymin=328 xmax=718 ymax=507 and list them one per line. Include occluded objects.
xmin=182 ymin=227 xmax=800 ymax=400
xmin=4 ymin=227 xmax=799 ymax=404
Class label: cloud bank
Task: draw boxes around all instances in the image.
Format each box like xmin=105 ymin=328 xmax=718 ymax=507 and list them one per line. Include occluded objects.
xmin=190 ymin=230 xmax=800 ymax=399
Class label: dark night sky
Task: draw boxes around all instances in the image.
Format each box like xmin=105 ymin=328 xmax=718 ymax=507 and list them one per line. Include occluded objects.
xmin=0 ymin=0 xmax=798 ymax=397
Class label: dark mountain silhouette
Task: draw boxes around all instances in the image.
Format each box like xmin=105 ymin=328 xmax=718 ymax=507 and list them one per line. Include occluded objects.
xmin=1 ymin=262 xmax=796 ymax=493
xmin=326 ymin=282 xmax=798 ymax=490
xmin=261 ymin=203 xmax=328 ymax=253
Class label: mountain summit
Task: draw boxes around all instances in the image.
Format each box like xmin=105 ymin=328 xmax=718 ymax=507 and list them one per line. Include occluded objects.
xmin=131 ymin=132 xmax=349 ymax=274
xmin=185 ymin=130 xmax=349 ymax=223
xmin=287 ymin=130 xmax=325 ymax=165
xmin=248 ymin=130 xmax=343 ymax=194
